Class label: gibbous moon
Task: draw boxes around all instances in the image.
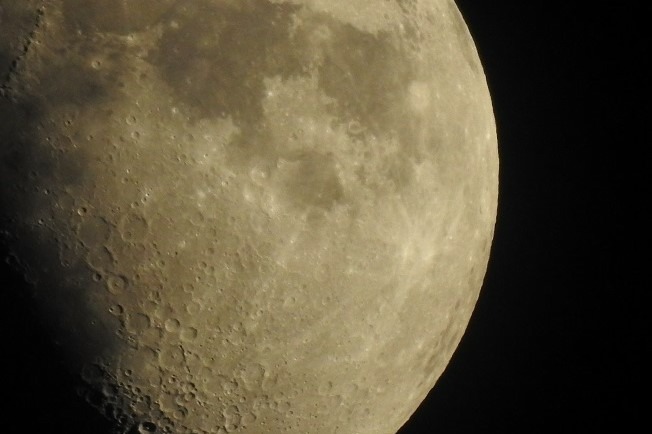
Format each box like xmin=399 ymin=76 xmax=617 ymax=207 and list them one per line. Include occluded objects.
xmin=0 ymin=1 xmax=497 ymax=433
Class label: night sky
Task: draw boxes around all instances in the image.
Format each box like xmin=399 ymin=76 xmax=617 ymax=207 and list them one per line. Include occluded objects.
xmin=4 ymin=1 xmax=644 ymax=433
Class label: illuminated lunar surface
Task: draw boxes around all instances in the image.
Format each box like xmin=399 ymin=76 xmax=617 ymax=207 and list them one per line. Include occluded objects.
xmin=0 ymin=1 xmax=498 ymax=433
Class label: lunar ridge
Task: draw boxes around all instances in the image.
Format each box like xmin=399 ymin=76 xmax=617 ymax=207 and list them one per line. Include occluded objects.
xmin=0 ymin=1 xmax=498 ymax=433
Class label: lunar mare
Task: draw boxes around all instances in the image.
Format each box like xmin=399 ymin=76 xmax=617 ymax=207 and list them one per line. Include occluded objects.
xmin=0 ymin=1 xmax=498 ymax=433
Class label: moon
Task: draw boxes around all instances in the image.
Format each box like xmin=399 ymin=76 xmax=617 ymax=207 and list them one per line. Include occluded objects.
xmin=0 ymin=1 xmax=498 ymax=433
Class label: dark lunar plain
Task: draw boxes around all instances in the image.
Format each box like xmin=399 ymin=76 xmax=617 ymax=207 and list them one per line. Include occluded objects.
xmin=3 ymin=1 xmax=645 ymax=433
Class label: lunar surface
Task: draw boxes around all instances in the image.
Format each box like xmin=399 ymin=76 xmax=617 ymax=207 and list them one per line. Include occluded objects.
xmin=0 ymin=1 xmax=498 ymax=433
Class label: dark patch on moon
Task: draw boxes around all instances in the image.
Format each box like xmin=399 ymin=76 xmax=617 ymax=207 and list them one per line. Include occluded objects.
xmin=148 ymin=0 xmax=420 ymax=204
xmin=150 ymin=0 xmax=306 ymax=125
xmin=62 ymin=0 xmax=177 ymax=35
xmin=0 ymin=100 xmax=49 ymax=217
xmin=275 ymin=151 xmax=344 ymax=209
xmin=150 ymin=0 xmax=417 ymax=140
xmin=315 ymin=18 xmax=415 ymax=139
xmin=37 ymin=36 xmax=130 ymax=107
xmin=0 ymin=5 xmax=134 ymax=204
xmin=0 ymin=1 xmax=43 ymax=96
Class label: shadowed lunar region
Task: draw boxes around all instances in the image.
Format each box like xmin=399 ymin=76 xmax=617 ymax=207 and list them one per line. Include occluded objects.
xmin=0 ymin=1 xmax=497 ymax=433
